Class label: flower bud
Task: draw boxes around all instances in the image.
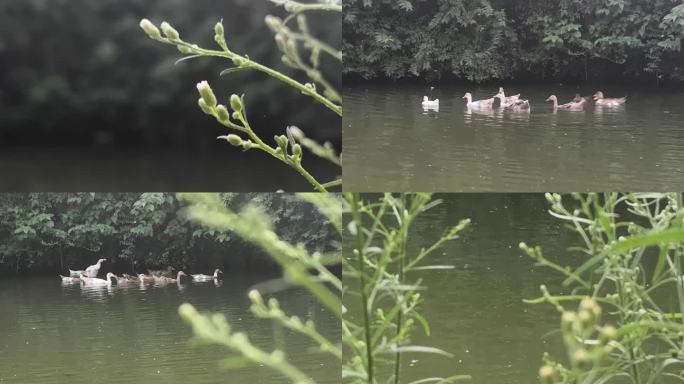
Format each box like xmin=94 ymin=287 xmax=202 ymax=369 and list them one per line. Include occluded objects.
xmin=215 ymin=21 xmax=225 ymax=40
xmin=216 ymin=105 xmax=230 ymax=122
xmin=600 ymin=325 xmax=617 ymax=344
xmin=539 ymin=365 xmax=555 ymax=384
xmin=573 ymin=349 xmax=591 ymax=369
xmin=561 ymin=311 xmax=577 ymax=332
xmin=177 ymin=45 xmax=193 ymax=54
xmin=232 ymin=112 xmax=241 ymax=121
xmin=264 ymin=15 xmax=282 ymax=31
xmin=230 ymin=94 xmax=242 ymax=112
xmin=197 ymin=98 xmax=213 ymax=115
xmin=196 ymin=81 xmax=217 ymax=108
xmin=225 ymin=134 xmax=243 ymax=147
xmin=139 ymin=19 xmax=161 ymax=39
xmin=293 ymin=143 xmax=302 ymax=157
xmin=275 ymin=33 xmax=287 ymax=52
xmin=160 ymin=21 xmax=180 ymax=40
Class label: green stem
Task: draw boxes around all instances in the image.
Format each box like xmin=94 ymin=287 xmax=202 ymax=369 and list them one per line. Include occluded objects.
xmin=321 ymin=179 xmax=342 ymax=189
xmin=351 ymin=194 xmax=375 ymax=383
xmin=173 ymin=41 xmax=342 ymax=116
xmin=394 ymin=194 xmax=408 ymax=384
xmin=279 ymin=1 xmax=342 ymax=13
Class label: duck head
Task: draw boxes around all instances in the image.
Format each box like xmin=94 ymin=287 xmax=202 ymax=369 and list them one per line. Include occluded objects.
xmin=423 ymin=96 xmax=429 ymax=102
xmin=545 ymin=95 xmax=557 ymax=102
xmin=592 ymin=91 xmax=604 ymax=101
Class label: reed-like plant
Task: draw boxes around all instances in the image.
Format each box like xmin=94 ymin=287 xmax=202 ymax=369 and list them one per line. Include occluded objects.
xmin=140 ymin=0 xmax=341 ymax=191
xmin=177 ymin=193 xmax=342 ymax=383
xmin=343 ymin=193 xmax=471 ymax=384
xmin=521 ymin=193 xmax=684 ymax=384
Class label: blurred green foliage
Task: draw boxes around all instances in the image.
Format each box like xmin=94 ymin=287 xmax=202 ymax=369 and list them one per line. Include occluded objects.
xmin=0 ymin=193 xmax=339 ymax=273
xmin=0 ymin=0 xmax=340 ymax=147
xmin=343 ymin=0 xmax=684 ymax=82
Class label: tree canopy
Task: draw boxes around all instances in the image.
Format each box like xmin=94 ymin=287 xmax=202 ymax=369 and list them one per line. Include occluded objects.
xmin=343 ymin=0 xmax=684 ymax=82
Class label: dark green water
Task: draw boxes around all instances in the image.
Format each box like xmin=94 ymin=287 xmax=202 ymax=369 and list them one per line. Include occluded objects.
xmin=0 ymin=273 xmax=339 ymax=383
xmin=346 ymin=194 xmax=583 ymax=384
xmin=343 ymin=84 xmax=684 ymax=191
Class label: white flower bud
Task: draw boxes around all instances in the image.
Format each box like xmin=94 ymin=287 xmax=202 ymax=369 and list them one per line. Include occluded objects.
xmin=196 ymin=81 xmax=217 ymax=108
xmin=139 ymin=19 xmax=161 ymax=39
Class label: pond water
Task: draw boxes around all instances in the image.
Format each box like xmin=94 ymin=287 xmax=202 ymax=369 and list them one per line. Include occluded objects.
xmin=0 ymin=272 xmax=339 ymax=383
xmin=343 ymin=84 xmax=684 ymax=191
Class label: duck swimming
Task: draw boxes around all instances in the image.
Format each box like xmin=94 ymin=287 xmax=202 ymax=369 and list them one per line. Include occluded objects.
xmin=496 ymin=87 xmax=520 ymax=104
xmin=148 ymin=266 xmax=175 ymax=278
xmin=462 ymin=92 xmax=495 ymax=108
xmin=192 ymin=269 xmax=223 ymax=282
xmin=593 ymin=91 xmax=626 ymax=106
xmin=421 ymin=96 xmax=439 ymax=108
xmin=546 ymin=95 xmax=586 ymax=111
xmin=153 ymin=271 xmax=187 ymax=284
xmin=80 ymin=272 xmax=116 ymax=286
xmin=494 ymin=92 xmax=530 ymax=112
xmin=137 ymin=273 xmax=155 ymax=284
xmin=60 ymin=275 xmax=80 ymax=283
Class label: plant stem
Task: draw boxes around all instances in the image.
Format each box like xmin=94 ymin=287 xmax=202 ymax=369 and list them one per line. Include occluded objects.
xmin=394 ymin=194 xmax=408 ymax=384
xmin=175 ymin=42 xmax=342 ymax=116
xmin=351 ymin=194 xmax=375 ymax=383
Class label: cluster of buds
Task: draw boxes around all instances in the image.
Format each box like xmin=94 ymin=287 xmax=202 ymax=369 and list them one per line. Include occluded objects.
xmin=139 ymin=19 xmax=181 ymax=42
xmin=540 ymin=299 xmax=617 ymax=383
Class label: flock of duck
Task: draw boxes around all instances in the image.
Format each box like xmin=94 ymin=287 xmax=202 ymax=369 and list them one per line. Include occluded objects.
xmin=421 ymin=87 xmax=626 ymax=112
xmin=59 ymin=258 xmax=223 ymax=287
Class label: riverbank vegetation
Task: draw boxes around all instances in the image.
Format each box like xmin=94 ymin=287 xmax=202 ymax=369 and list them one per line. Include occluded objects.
xmin=0 ymin=193 xmax=338 ymax=274
xmin=343 ymin=193 xmax=471 ymax=383
xmin=522 ymin=193 xmax=684 ymax=383
xmin=343 ymin=0 xmax=684 ymax=83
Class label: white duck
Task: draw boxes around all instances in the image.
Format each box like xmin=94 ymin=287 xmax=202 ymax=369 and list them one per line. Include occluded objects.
xmin=80 ymin=272 xmax=116 ymax=286
xmin=84 ymin=259 xmax=107 ymax=278
xmin=421 ymin=96 xmax=439 ymax=108
xmin=462 ymin=92 xmax=495 ymax=108
xmin=60 ymin=275 xmax=80 ymax=283
xmin=192 ymin=269 xmax=223 ymax=282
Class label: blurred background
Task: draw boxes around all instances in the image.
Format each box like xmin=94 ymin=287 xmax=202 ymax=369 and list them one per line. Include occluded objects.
xmin=0 ymin=0 xmax=341 ymax=191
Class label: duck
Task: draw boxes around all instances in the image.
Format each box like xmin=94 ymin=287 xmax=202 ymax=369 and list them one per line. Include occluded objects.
xmin=137 ymin=273 xmax=156 ymax=284
xmin=148 ymin=266 xmax=175 ymax=277
xmin=84 ymin=258 xmax=107 ymax=278
xmin=496 ymin=87 xmax=520 ymax=104
xmin=153 ymin=271 xmax=188 ymax=284
xmin=494 ymin=92 xmax=531 ymax=112
xmin=421 ymin=96 xmax=439 ymax=108
xmin=546 ymin=95 xmax=586 ymax=111
xmin=69 ymin=269 xmax=85 ymax=277
xmin=593 ymin=91 xmax=626 ymax=106
xmin=573 ymin=94 xmax=591 ymax=103
xmin=121 ymin=273 xmax=139 ymax=282
xmin=192 ymin=269 xmax=223 ymax=282
xmin=80 ymin=272 xmax=116 ymax=286
xmin=60 ymin=275 xmax=80 ymax=283
xmin=505 ymin=99 xmax=531 ymax=112
xmin=462 ymin=92 xmax=495 ymax=108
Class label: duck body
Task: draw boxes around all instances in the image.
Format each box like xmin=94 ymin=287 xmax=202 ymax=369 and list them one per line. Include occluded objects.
xmin=154 ymin=271 xmax=187 ymax=284
xmin=148 ymin=266 xmax=175 ymax=278
xmin=192 ymin=269 xmax=223 ymax=282
xmin=80 ymin=272 xmax=115 ymax=286
xmin=137 ymin=274 xmax=156 ymax=284
xmin=421 ymin=96 xmax=439 ymax=108
xmin=593 ymin=91 xmax=626 ymax=106
xmin=497 ymin=87 xmax=520 ymax=104
xmin=495 ymin=93 xmax=531 ymax=112
xmin=60 ymin=275 xmax=80 ymax=283
xmin=546 ymin=95 xmax=585 ymax=111
xmin=84 ymin=259 xmax=107 ymax=278
xmin=69 ymin=269 xmax=85 ymax=277
xmin=462 ymin=93 xmax=494 ymax=108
